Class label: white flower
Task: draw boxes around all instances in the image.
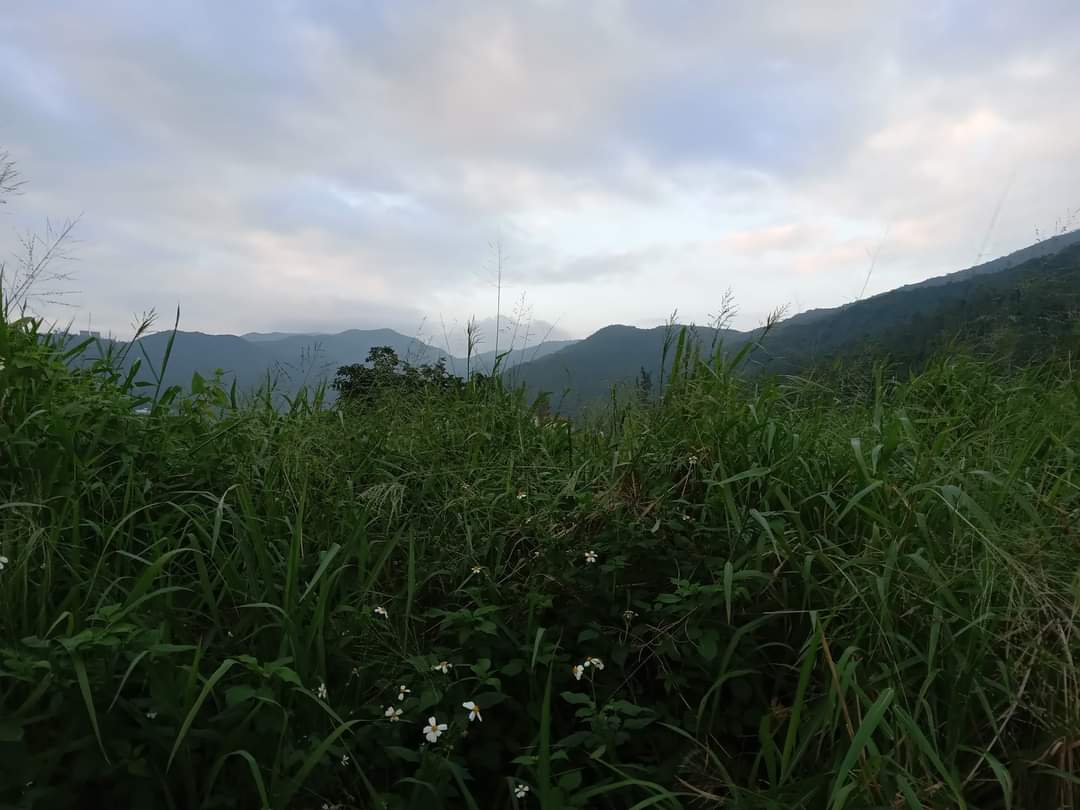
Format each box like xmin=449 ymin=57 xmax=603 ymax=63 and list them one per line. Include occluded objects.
xmin=374 ymin=605 xmax=389 ymax=618
xmin=463 ymin=700 xmax=482 ymax=722
xmin=681 ymin=513 xmax=692 ymax=522
xmin=384 ymin=705 xmax=403 ymax=722
xmin=584 ymin=550 xmax=598 ymax=564
xmin=422 ymin=716 xmax=447 ymax=743
xmin=572 ymin=664 xmax=585 ymax=681
xmin=0 ymin=555 xmax=8 ymax=571
xmin=432 ymin=660 xmax=451 ymax=674
xmin=471 ymin=565 xmax=484 ymax=574
xmin=0 ymin=359 xmax=5 ymax=372
xmin=317 ymin=682 xmax=328 ymax=700
xmin=514 ymin=783 xmax=531 ymax=799
xmin=397 ymin=684 xmax=411 ymax=701
xmin=341 ymin=753 xmax=350 ymax=766
xmin=517 ymin=490 xmax=527 ymax=500
xmin=623 ymin=609 xmax=638 ymax=622
xmin=145 ymin=710 xmax=157 ymax=720
xmin=688 ymin=454 xmax=699 ymax=466
xmin=585 ymin=656 xmax=604 ymax=670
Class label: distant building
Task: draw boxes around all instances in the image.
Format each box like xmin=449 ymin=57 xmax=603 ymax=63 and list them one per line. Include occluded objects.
xmin=78 ymin=330 xmax=101 ymax=339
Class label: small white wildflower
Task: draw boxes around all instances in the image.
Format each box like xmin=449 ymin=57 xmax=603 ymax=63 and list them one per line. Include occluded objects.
xmin=146 ymin=710 xmax=157 ymax=720
xmin=374 ymin=605 xmax=389 ymax=618
xmin=341 ymin=752 xmax=350 ymax=766
xmin=384 ymin=705 xmax=403 ymax=722
xmin=688 ymin=454 xmax=699 ymax=466
xmin=681 ymin=513 xmax=692 ymax=522
xmin=623 ymin=609 xmax=638 ymax=622
xmin=572 ymin=664 xmax=585 ymax=681
xmin=471 ymin=565 xmax=484 ymax=575
xmin=0 ymin=555 xmax=8 ymax=571
xmin=397 ymin=684 xmax=411 ymax=701
xmin=585 ymin=656 xmax=604 ymax=670
xmin=0 ymin=360 xmax=5 ymax=372
xmin=317 ymin=682 xmax=328 ymax=700
xmin=514 ymin=783 xmax=531 ymax=799
xmin=517 ymin=490 xmax=527 ymax=500
xmin=530 ymin=548 xmax=541 ymax=559
xmin=584 ymin=550 xmax=598 ymax=564
xmin=432 ymin=660 xmax=451 ymax=674
xmin=463 ymin=700 xmax=482 ymax=722
xmin=422 ymin=715 xmax=447 ymax=743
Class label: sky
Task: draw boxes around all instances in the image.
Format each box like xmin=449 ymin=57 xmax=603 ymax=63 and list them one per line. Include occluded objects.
xmin=2 ymin=1 xmax=1079 ymax=350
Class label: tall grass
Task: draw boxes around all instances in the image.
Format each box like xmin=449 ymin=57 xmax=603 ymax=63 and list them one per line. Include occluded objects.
xmin=1 ymin=309 xmax=1078 ymax=809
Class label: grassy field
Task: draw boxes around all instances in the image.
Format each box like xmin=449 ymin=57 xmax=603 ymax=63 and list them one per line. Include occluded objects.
xmin=2 ymin=310 xmax=1079 ymax=809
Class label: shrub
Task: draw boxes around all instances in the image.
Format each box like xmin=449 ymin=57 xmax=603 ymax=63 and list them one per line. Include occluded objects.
xmin=2 ymin=313 xmax=1079 ymax=808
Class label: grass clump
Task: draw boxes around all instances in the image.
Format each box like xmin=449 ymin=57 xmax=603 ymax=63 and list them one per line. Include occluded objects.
xmin=1 ymin=310 xmax=1079 ymax=809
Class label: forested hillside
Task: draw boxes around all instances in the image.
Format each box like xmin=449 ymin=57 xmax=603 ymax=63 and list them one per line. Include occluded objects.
xmin=515 ymin=233 xmax=1080 ymax=410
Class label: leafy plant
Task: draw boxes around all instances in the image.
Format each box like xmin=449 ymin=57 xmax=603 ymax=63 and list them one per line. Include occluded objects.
xmin=2 ymin=307 xmax=1079 ymax=809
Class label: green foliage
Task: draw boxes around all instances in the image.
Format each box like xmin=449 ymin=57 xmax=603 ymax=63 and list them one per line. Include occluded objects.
xmin=333 ymin=346 xmax=464 ymax=410
xmin=2 ymin=309 xmax=1080 ymax=809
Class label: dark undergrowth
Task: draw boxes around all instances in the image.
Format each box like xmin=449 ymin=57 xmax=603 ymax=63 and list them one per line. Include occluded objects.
xmin=2 ymin=310 xmax=1079 ymax=809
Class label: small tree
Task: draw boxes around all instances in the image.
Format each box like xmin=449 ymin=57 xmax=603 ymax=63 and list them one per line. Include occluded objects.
xmin=333 ymin=346 xmax=463 ymax=409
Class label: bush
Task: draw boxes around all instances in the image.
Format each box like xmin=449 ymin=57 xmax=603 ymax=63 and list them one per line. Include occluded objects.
xmin=2 ymin=312 xmax=1079 ymax=808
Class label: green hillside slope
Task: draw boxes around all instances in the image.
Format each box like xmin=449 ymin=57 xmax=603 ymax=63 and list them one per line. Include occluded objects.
xmin=515 ymin=233 xmax=1080 ymax=409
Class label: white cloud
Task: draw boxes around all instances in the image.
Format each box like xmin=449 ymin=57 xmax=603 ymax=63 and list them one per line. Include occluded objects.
xmin=1 ymin=0 xmax=1078 ymax=340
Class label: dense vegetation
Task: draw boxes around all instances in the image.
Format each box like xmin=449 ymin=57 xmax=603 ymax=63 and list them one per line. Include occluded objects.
xmin=3 ymin=305 xmax=1080 ymax=809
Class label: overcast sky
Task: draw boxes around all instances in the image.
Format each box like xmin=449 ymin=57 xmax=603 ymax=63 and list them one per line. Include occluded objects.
xmin=2 ymin=1 xmax=1079 ymax=346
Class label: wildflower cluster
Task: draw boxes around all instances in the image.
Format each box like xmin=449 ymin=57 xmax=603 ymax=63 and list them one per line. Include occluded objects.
xmin=571 ymin=656 xmax=604 ymax=680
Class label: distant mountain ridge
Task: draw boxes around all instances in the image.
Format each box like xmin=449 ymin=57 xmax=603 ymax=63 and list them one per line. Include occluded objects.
xmin=774 ymin=228 xmax=1080 ymax=332
xmin=510 ymin=229 xmax=1080 ymax=410
xmin=66 ymin=228 xmax=1080 ymax=408
xmin=74 ymin=326 xmax=577 ymax=400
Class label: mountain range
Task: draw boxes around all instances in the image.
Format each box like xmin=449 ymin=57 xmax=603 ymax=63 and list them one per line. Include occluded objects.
xmin=71 ymin=228 xmax=1080 ymax=408
xmin=76 ymin=324 xmax=577 ymax=401
xmin=510 ymin=228 xmax=1080 ymax=410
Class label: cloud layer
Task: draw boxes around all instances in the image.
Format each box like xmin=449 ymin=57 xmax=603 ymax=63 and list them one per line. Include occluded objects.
xmin=2 ymin=1 xmax=1079 ymax=341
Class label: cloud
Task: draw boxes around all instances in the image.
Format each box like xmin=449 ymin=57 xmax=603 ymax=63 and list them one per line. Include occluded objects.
xmin=1 ymin=0 xmax=1078 ymax=340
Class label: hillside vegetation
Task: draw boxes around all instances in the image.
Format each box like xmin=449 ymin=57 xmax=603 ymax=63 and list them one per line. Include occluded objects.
xmin=2 ymin=306 xmax=1080 ymax=809
xmin=512 ymin=235 xmax=1080 ymax=410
